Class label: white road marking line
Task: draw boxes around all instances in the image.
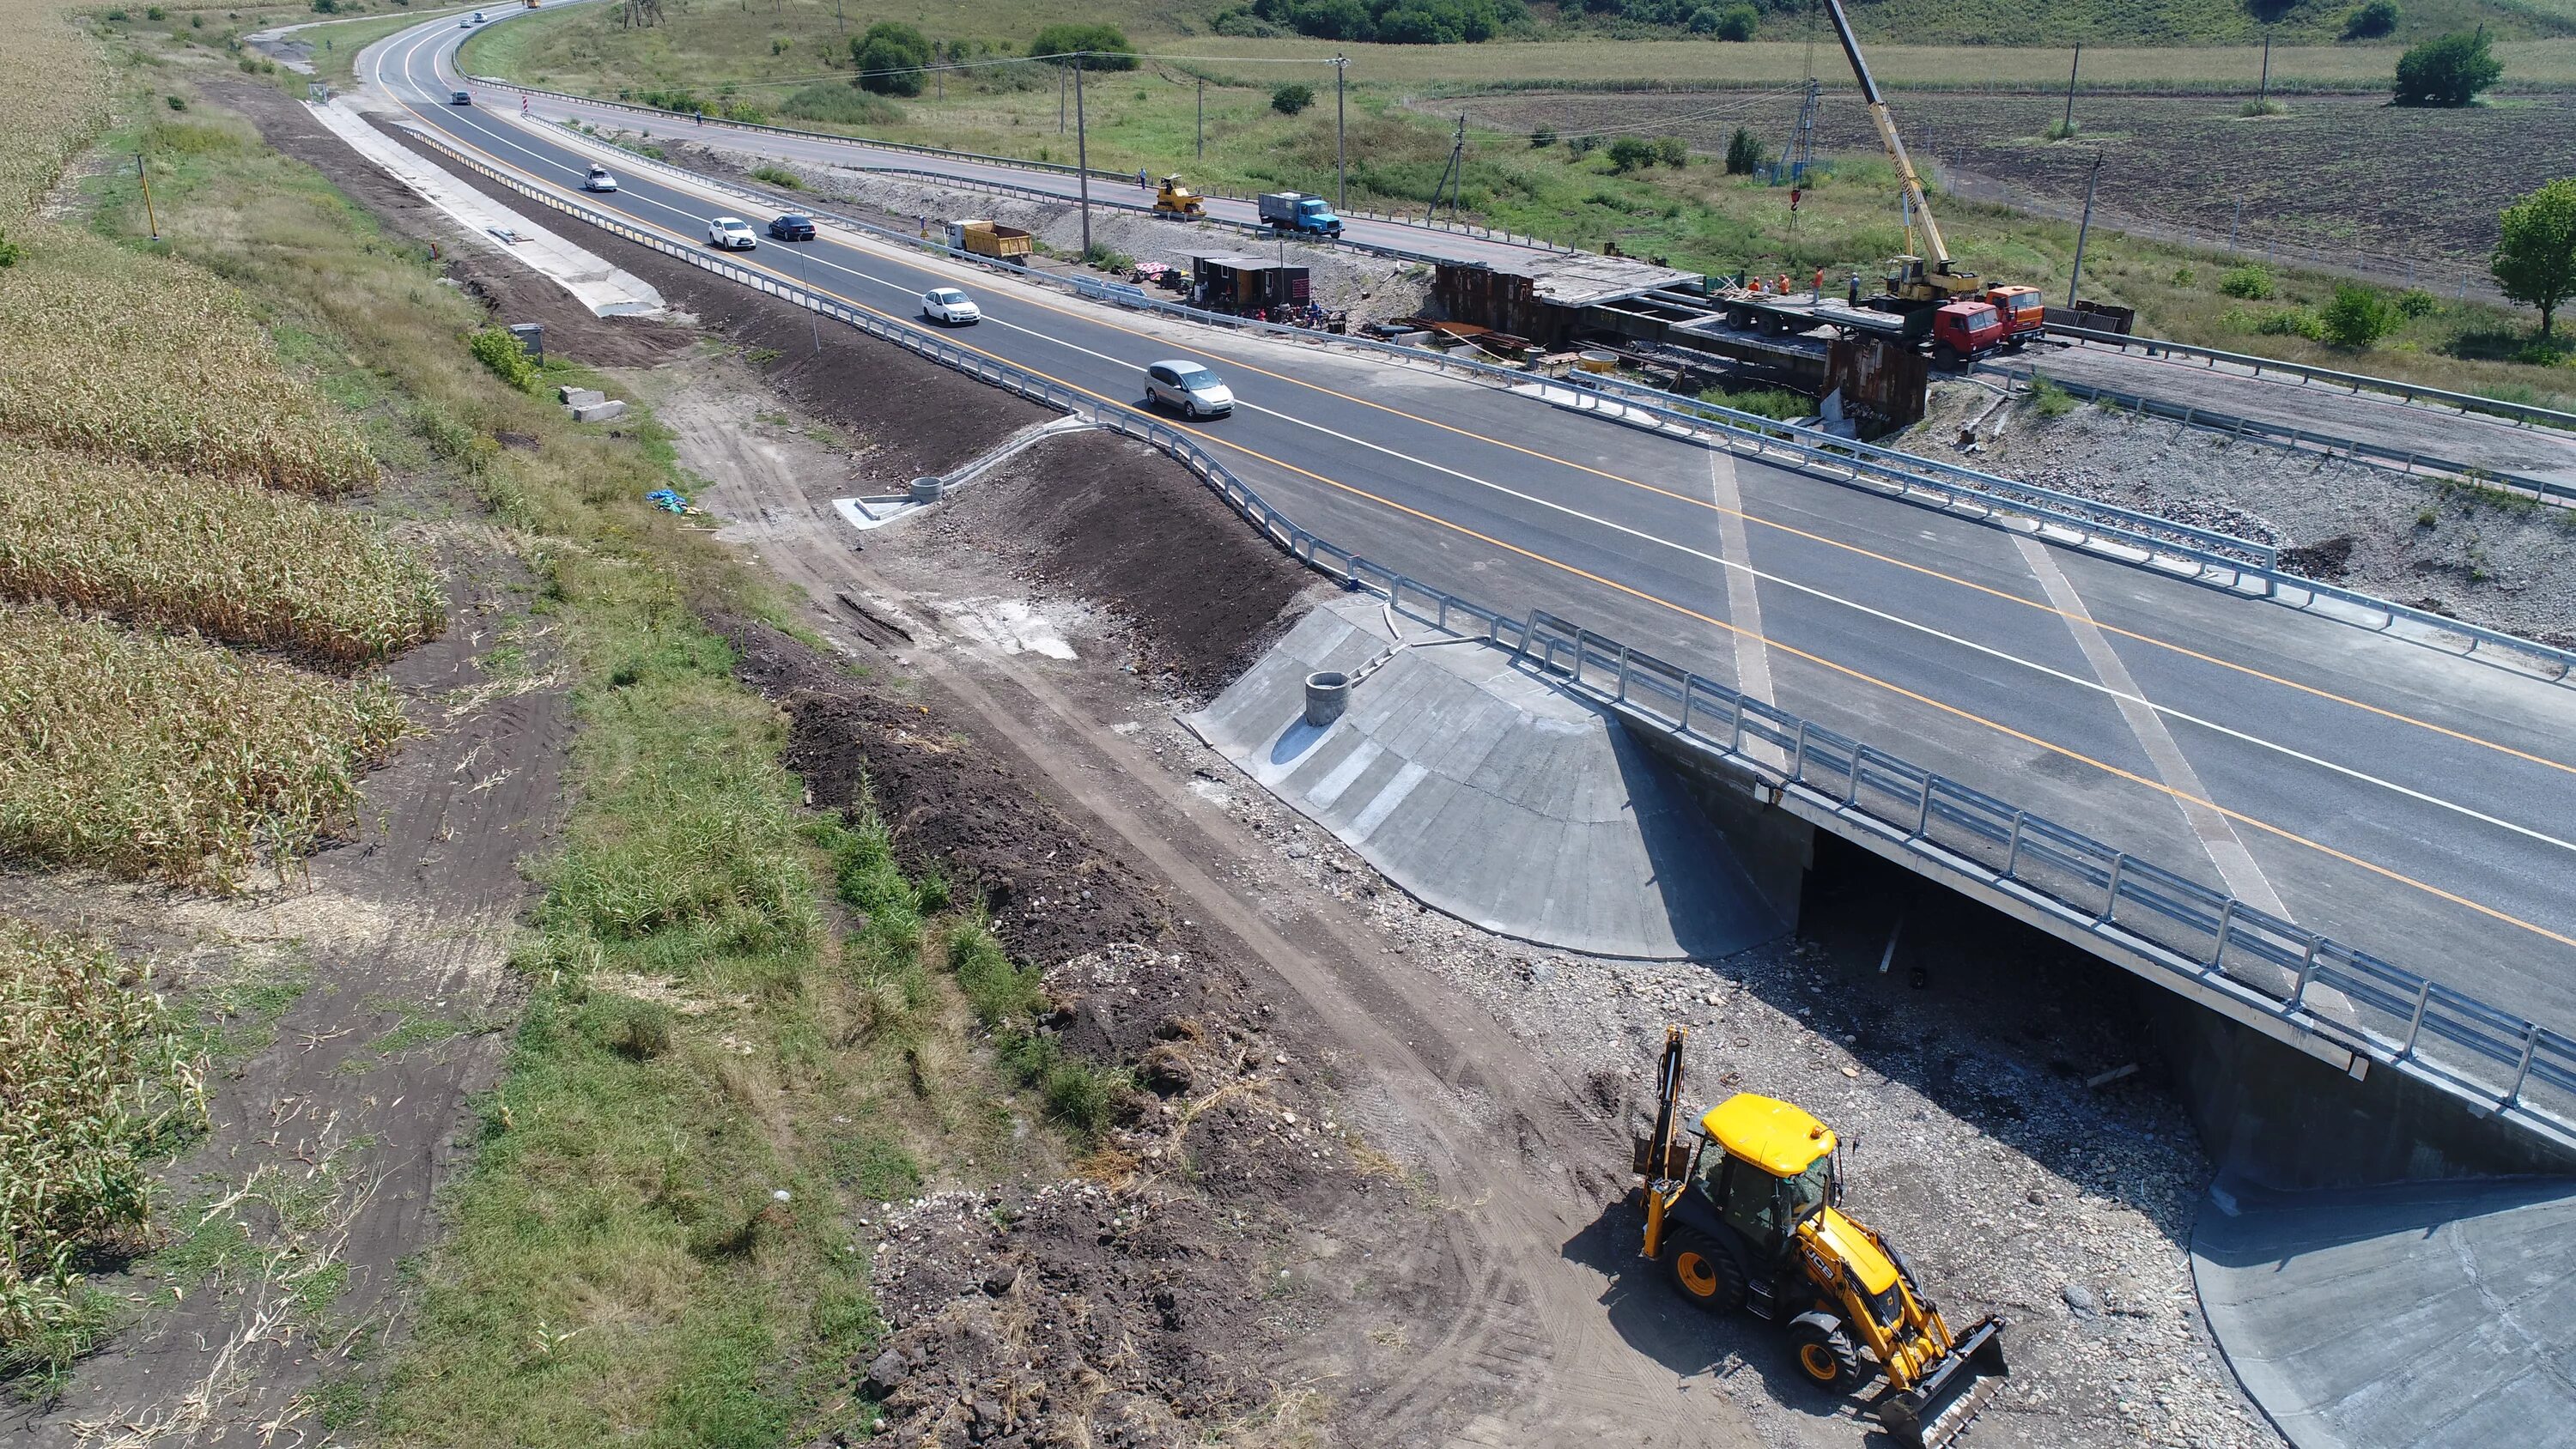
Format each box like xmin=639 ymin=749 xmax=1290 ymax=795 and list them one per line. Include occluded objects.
xmin=2016 ymin=536 xmax=2292 ymax=919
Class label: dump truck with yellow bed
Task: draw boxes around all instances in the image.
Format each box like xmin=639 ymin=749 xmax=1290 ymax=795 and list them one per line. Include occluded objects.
xmin=944 ymin=219 xmax=1032 ymax=264
xmin=1635 ymin=1028 xmax=2007 ymax=1448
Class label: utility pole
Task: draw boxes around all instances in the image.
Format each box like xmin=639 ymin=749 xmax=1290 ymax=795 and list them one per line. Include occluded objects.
xmin=934 ymin=40 xmax=942 ymax=100
xmin=1058 ymin=64 xmax=1066 ymax=134
xmin=2227 ymin=195 xmax=2242 ymax=252
xmin=1074 ymin=53 xmax=1091 ymax=259
xmin=2061 ymin=42 xmax=2081 ymax=136
xmin=833 ymin=0 xmax=841 ymax=38
xmin=136 ymin=153 xmax=158 ymax=240
xmin=1334 ymin=55 xmax=1346 ymax=212
xmin=2067 ymin=150 xmax=2102 ymax=309
xmin=1196 ymin=76 xmax=1204 ymax=161
xmin=2260 ymin=29 xmax=2272 ymax=100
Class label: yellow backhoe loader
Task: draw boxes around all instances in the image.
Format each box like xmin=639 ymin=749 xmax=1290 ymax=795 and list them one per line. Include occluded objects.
xmin=1151 ymin=174 xmax=1206 ymax=220
xmin=1633 ymin=1028 xmax=2007 ymax=1448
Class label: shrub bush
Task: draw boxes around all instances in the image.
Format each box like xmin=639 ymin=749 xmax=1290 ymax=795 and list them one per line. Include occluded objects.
xmin=1723 ymin=125 xmax=1765 ymax=175
xmin=1607 ymin=136 xmax=1656 ymax=173
xmin=1569 ymin=134 xmax=1603 ymax=156
xmin=1528 ymin=124 xmax=1556 ymax=148
xmin=851 ymin=22 xmax=930 ymax=96
xmin=2219 ymin=265 xmax=2275 ymax=299
xmin=2342 ymin=0 xmax=2398 ymax=39
xmin=466 ymin=326 xmax=539 ymax=391
xmin=2394 ymin=30 xmax=2501 ymax=106
xmin=750 ymin=164 xmax=803 ymax=189
xmin=1654 ymin=136 xmax=1689 ymax=167
xmin=2238 ymin=97 xmax=2287 ymax=116
xmin=780 ymin=82 xmax=903 ymax=126
xmin=2397 ymin=288 xmax=2441 ymax=318
xmin=1028 ymin=22 xmax=1136 ymax=67
xmin=2319 ymin=282 xmax=2402 ymax=348
xmin=1271 ymin=82 xmax=1314 ymax=115
xmin=1712 ymin=2 xmax=1756 ymax=39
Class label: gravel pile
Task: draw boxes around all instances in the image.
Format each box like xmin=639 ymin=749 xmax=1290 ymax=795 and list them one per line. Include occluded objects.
xmin=1903 ymin=380 xmax=2576 ymax=650
xmin=1143 ymin=725 xmax=2281 ymax=1449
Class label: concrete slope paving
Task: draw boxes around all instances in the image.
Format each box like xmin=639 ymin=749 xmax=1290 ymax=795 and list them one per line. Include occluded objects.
xmin=1995 ymin=344 xmax=2576 ymax=496
xmin=2194 ymin=1175 xmax=2576 ymax=1449
xmin=1188 ymin=597 xmax=1789 ymax=960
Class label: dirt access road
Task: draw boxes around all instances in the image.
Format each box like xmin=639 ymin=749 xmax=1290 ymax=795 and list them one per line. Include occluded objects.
xmin=650 ymin=362 xmax=1767 ymax=1446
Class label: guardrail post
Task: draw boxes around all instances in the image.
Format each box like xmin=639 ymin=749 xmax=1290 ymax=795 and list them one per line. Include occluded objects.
xmin=2002 ymin=810 xmax=2026 ymax=878
xmin=2207 ymin=897 xmax=2238 ymax=969
xmin=2289 ymin=937 xmax=2319 ymax=1011
xmin=2402 ymin=978 xmax=2434 ymax=1058
xmin=2096 ymin=853 xmax=2127 ymax=925
xmin=1789 ymin=720 xmax=1810 ymax=784
xmin=1571 ymin=629 xmax=1589 ymax=686
xmin=1616 ymin=646 xmax=1631 ymax=704
xmin=2507 ymin=1023 xmax=2541 ymax=1106
xmin=1726 ymin=693 xmax=1745 ymax=753
xmin=1911 ymin=773 xmax=1934 ymax=840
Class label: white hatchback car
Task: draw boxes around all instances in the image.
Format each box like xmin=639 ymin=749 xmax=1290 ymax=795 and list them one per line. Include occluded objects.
xmin=1144 ymin=360 xmax=1233 ymax=419
xmin=582 ymin=166 xmax=618 ymax=193
xmin=920 ymin=288 xmax=980 ymax=325
xmin=707 ymin=216 xmax=757 ymax=251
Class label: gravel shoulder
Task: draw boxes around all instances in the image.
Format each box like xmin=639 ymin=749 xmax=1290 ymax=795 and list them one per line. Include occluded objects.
xmin=1899 ymin=378 xmax=2576 ymax=650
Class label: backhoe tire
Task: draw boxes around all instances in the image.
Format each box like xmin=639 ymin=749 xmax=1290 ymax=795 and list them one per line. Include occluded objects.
xmin=1787 ymin=1313 xmax=1863 ymax=1393
xmin=1664 ymin=1232 xmax=1746 ymax=1313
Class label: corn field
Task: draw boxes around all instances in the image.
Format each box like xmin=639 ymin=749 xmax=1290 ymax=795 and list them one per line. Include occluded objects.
xmin=0 ymin=440 xmax=447 ymax=667
xmin=0 ymin=0 xmax=106 ymax=225
xmin=0 ymin=604 xmax=412 ymax=889
xmin=0 ymin=226 xmax=380 ymax=495
xmin=0 ymin=916 xmax=204 ymax=1357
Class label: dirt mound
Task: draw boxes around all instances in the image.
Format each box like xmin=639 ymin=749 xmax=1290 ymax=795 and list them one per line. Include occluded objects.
xmin=920 ymin=432 xmax=1324 ymax=695
xmin=719 ymin=615 xmax=1438 ymax=1446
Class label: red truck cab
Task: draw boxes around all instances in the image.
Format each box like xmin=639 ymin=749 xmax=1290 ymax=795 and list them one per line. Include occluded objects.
xmin=1984 ymin=284 xmax=2046 ymax=348
xmin=1930 ymin=300 xmax=2006 ymax=367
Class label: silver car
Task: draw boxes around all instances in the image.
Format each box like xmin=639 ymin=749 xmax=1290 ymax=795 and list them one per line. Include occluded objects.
xmin=1144 ymin=359 xmax=1232 ymax=419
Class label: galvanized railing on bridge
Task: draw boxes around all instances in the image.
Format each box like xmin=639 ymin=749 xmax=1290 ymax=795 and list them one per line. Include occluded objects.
xmin=397 ymin=120 xmax=2576 ymax=1156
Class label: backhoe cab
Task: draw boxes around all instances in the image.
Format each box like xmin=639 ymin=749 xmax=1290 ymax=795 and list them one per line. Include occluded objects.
xmin=1634 ymin=1028 xmax=2007 ymax=1449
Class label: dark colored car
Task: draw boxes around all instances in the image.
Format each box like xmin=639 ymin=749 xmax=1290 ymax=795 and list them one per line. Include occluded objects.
xmin=768 ymin=214 xmax=816 ymax=241
xmin=450 ymin=89 xmax=472 ymax=105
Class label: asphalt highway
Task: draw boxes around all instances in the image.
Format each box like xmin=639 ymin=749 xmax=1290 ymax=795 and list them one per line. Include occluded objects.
xmin=374 ymin=11 xmax=2576 ymax=1047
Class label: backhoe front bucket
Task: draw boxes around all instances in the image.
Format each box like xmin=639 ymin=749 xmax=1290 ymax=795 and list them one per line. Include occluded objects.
xmin=1874 ymin=1316 xmax=2007 ymax=1449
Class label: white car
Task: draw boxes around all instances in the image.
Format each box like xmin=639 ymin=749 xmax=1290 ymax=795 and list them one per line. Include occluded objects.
xmin=1144 ymin=359 xmax=1233 ymax=419
xmin=920 ymin=288 xmax=980 ymax=325
xmin=707 ymin=216 xmax=757 ymax=251
xmin=582 ymin=166 xmax=618 ymax=193
xmin=459 ymin=14 xmax=473 ymax=25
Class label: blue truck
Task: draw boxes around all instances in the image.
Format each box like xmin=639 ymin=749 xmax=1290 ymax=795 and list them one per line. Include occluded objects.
xmin=1257 ymin=191 xmax=1342 ymax=239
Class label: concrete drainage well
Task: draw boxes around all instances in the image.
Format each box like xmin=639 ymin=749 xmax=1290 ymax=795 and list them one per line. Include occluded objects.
xmin=1303 ymin=670 xmax=1351 ymax=727
xmin=909 ymin=476 xmax=945 ymax=503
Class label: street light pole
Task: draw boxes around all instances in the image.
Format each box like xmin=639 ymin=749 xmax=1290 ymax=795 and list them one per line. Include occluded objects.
xmin=1074 ymin=53 xmax=1091 ymax=259
xmin=1334 ymin=55 xmax=1347 ymax=212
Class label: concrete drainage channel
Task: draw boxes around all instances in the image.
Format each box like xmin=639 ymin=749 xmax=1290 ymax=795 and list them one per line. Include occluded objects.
xmin=833 ymin=415 xmax=1096 ymax=530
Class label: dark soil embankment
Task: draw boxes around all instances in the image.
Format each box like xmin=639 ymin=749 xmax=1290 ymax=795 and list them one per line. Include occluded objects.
xmin=924 ymin=431 xmax=1326 ymax=694
xmin=719 ymin=614 xmax=1439 ymax=1448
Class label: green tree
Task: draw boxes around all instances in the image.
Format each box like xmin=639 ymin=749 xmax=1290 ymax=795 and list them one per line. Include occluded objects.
xmin=1654 ymin=136 xmax=1689 ymax=167
xmin=1028 ymin=22 xmax=1137 ymax=69
xmin=1271 ymin=82 xmax=1314 ymax=114
xmin=2494 ymin=178 xmax=2576 ymax=337
xmin=2393 ymin=29 xmax=2500 ymax=106
xmin=2318 ymin=282 xmax=2401 ymax=348
xmin=1607 ymin=136 xmax=1656 ymax=173
xmin=2342 ymin=0 xmax=2398 ymax=38
xmin=851 ymin=21 xmax=930 ymax=96
xmin=1714 ymin=3 xmax=1757 ymax=39
xmin=1529 ymin=124 xmax=1557 ymax=148
xmin=1723 ymin=125 xmax=1765 ymax=175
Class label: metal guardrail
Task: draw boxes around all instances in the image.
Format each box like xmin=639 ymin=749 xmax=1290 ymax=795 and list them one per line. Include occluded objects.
xmin=402 ymin=120 xmax=2576 ymax=1159
xmin=2003 ymin=355 xmax=2576 ymax=510
xmin=472 ymin=77 xmax=1574 ymax=256
xmin=2043 ymin=324 xmax=2576 ymax=437
xmin=459 ymin=118 xmax=2576 ymax=691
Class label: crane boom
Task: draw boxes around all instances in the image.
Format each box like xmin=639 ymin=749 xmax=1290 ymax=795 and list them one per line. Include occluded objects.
xmin=1822 ymin=0 xmax=1952 ymax=273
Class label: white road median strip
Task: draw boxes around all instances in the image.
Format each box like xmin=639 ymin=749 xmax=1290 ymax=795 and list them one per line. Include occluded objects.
xmin=2016 ymin=536 xmax=2293 ymax=919
xmin=307 ymin=94 xmax=665 ymax=318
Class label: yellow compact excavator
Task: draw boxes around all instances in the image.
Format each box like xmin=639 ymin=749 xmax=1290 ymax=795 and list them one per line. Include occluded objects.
xmin=1633 ymin=1028 xmax=2007 ymax=1448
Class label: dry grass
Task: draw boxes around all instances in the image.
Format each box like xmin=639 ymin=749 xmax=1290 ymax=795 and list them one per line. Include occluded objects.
xmin=0 ymin=0 xmax=107 ymax=221
xmin=0 ymin=220 xmax=380 ymax=494
xmin=0 ymin=918 xmax=206 ymax=1381
xmin=0 ymin=603 xmax=412 ymax=889
xmin=0 ymin=440 xmax=447 ymax=667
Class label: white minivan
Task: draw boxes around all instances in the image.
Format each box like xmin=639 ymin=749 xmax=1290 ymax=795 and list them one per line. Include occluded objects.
xmin=1144 ymin=360 xmax=1233 ymax=419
